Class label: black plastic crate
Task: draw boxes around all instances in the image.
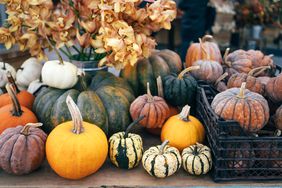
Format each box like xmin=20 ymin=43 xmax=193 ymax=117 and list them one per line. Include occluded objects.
xmin=196 ymin=83 xmax=282 ymax=182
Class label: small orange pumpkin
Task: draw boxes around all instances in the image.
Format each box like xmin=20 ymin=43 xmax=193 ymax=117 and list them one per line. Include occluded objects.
xmin=185 ymin=35 xmax=222 ymax=68
xmin=46 ymin=96 xmax=108 ymax=180
xmin=0 ymin=72 xmax=34 ymax=110
xmin=161 ymin=105 xmax=205 ymax=151
xmin=0 ymin=84 xmax=38 ymax=134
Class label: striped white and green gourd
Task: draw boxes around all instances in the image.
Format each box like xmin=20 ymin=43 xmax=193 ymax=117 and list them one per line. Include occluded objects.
xmin=109 ymin=116 xmax=144 ymax=169
xmin=142 ymin=140 xmax=181 ymax=178
xmin=182 ymin=143 xmax=212 ymax=175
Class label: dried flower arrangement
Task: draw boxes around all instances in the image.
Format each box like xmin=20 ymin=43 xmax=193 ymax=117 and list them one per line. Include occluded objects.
xmin=0 ymin=0 xmax=176 ymax=69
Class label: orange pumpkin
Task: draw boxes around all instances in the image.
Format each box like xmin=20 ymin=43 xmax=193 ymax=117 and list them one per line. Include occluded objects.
xmin=161 ymin=105 xmax=205 ymax=151
xmin=0 ymin=84 xmax=38 ymax=134
xmin=46 ymin=96 xmax=108 ymax=180
xmin=0 ymin=72 xmax=34 ymax=110
xmin=185 ymin=35 xmax=222 ymax=68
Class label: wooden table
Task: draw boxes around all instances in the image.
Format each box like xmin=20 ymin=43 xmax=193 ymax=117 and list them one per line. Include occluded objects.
xmin=0 ymin=127 xmax=281 ymax=188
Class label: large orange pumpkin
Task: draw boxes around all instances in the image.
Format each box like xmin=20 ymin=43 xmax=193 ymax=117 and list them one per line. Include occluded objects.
xmin=46 ymin=96 xmax=108 ymax=180
xmin=161 ymin=105 xmax=205 ymax=151
xmin=0 ymin=84 xmax=38 ymax=134
xmin=0 ymin=72 xmax=34 ymax=110
xmin=185 ymin=35 xmax=222 ymax=68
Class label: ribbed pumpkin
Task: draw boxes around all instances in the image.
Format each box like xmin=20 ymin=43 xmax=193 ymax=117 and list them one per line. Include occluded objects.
xmin=182 ymin=143 xmax=212 ymax=175
xmin=46 ymin=96 xmax=108 ymax=180
xmin=0 ymin=72 xmax=34 ymax=110
xmin=227 ymin=66 xmax=270 ymax=95
xmin=211 ymin=83 xmax=269 ymax=133
xmin=223 ymin=48 xmax=275 ymax=77
xmin=0 ymin=84 xmax=38 ymax=134
xmin=0 ymin=123 xmax=46 ymax=175
xmin=109 ymin=116 xmax=144 ymax=169
xmin=185 ymin=35 xmax=222 ymax=68
xmin=163 ymin=66 xmax=198 ymax=107
xmin=120 ymin=49 xmax=182 ymax=96
xmin=142 ymin=140 xmax=181 ymax=178
xmin=275 ymin=105 xmax=282 ymax=131
xmin=265 ymin=73 xmax=282 ymax=103
xmin=161 ymin=105 xmax=205 ymax=151
xmin=214 ymin=72 xmax=228 ymax=92
xmin=130 ymin=82 xmax=169 ymax=129
xmin=33 ymin=71 xmax=135 ymax=135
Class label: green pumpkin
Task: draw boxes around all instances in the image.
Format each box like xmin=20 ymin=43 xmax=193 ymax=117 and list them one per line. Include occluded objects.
xmin=33 ymin=71 xmax=135 ymax=135
xmin=163 ymin=66 xmax=198 ymax=107
xmin=109 ymin=116 xmax=144 ymax=169
xmin=120 ymin=49 xmax=182 ymax=96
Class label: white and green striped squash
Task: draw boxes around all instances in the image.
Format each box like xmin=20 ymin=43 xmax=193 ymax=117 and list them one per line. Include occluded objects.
xmin=182 ymin=143 xmax=212 ymax=175
xmin=109 ymin=116 xmax=144 ymax=169
xmin=142 ymin=140 xmax=181 ymax=178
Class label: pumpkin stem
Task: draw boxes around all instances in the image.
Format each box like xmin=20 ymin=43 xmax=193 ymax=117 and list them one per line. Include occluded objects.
xmin=202 ymin=35 xmax=213 ymax=43
xmin=248 ymin=66 xmax=271 ymax=77
xmin=5 ymin=83 xmax=23 ymax=116
xmin=237 ymin=82 xmax=246 ymax=99
xmin=20 ymin=123 xmax=43 ymax=136
xmin=45 ymin=37 xmax=64 ymax=65
xmin=146 ymin=82 xmax=154 ymax=102
xmin=159 ymin=140 xmax=169 ymax=155
xmin=179 ymin=105 xmax=191 ymax=122
xmin=215 ymin=72 xmax=228 ymax=86
xmin=193 ymin=145 xmax=199 ymax=155
xmin=2 ymin=62 xmax=6 ymax=70
xmin=268 ymin=54 xmax=274 ymax=58
xmin=223 ymin=48 xmax=231 ymax=67
xmin=199 ymin=38 xmax=210 ymax=60
xmin=178 ymin=66 xmax=200 ymax=79
xmin=6 ymin=71 xmax=20 ymax=93
xmin=66 ymin=95 xmax=84 ymax=134
xmin=124 ymin=115 xmax=145 ymax=138
xmin=156 ymin=76 xmax=164 ymax=98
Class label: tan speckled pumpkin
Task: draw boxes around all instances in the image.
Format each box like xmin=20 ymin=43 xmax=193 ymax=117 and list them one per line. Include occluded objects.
xmin=275 ymin=105 xmax=282 ymax=131
xmin=265 ymin=73 xmax=282 ymax=103
xmin=211 ymin=83 xmax=269 ymax=133
xmin=214 ymin=72 xmax=228 ymax=92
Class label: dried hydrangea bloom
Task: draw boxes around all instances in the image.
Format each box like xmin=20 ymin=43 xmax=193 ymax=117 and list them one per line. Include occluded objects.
xmin=0 ymin=28 xmax=15 ymax=49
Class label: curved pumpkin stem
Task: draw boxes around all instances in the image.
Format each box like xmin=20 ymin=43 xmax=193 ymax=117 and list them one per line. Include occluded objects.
xmin=223 ymin=48 xmax=231 ymax=67
xmin=178 ymin=66 xmax=200 ymax=79
xmin=202 ymin=35 xmax=213 ymax=42
xmin=159 ymin=140 xmax=169 ymax=155
xmin=156 ymin=76 xmax=164 ymax=98
xmin=124 ymin=115 xmax=145 ymax=138
xmin=215 ymin=72 xmax=228 ymax=86
xmin=248 ymin=66 xmax=271 ymax=77
xmin=45 ymin=37 xmax=64 ymax=65
xmin=66 ymin=95 xmax=84 ymax=134
xmin=199 ymin=38 xmax=210 ymax=60
xmin=6 ymin=71 xmax=20 ymax=93
xmin=146 ymin=82 xmax=154 ymax=102
xmin=237 ymin=82 xmax=246 ymax=99
xmin=5 ymin=83 xmax=23 ymax=117
xmin=21 ymin=123 xmax=43 ymax=136
xmin=179 ymin=105 xmax=191 ymax=122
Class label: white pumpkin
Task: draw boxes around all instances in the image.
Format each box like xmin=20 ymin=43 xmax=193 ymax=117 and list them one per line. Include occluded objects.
xmin=16 ymin=57 xmax=42 ymax=88
xmin=27 ymin=79 xmax=47 ymax=95
xmin=0 ymin=62 xmax=16 ymax=87
xmin=41 ymin=60 xmax=79 ymax=89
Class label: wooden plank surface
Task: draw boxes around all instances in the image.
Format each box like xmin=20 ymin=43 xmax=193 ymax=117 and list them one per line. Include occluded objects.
xmin=0 ymin=127 xmax=281 ymax=188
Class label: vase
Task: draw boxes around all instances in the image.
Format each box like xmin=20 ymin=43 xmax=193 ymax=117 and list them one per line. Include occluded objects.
xmin=71 ymin=59 xmax=108 ymax=76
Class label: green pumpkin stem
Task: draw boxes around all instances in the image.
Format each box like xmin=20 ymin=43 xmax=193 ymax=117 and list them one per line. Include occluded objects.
xmin=66 ymin=95 xmax=84 ymax=134
xmin=215 ymin=72 xmax=228 ymax=86
xmin=45 ymin=37 xmax=64 ymax=65
xmin=5 ymin=83 xmax=23 ymax=117
xmin=124 ymin=115 xmax=145 ymax=138
xmin=20 ymin=123 xmax=43 ymax=136
xmin=223 ymin=48 xmax=231 ymax=67
xmin=179 ymin=105 xmax=191 ymax=122
xmin=249 ymin=66 xmax=271 ymax=77
xmin=156 ymin=76 xmax=164 ymax=98
xmin=237 ymin=82 xmax=246 ymax=99
xmin=199 ymin=38 xmax=210 ymax=60
xmin=178 ymin=66 xmax=200 ymax=79
xmin=159 ymin=140 xmax=169 ymax=155
xmin=6 ymin=71 xmax=20 ymax=93
xmin=146 ymin=82 xmax=154 ymax=102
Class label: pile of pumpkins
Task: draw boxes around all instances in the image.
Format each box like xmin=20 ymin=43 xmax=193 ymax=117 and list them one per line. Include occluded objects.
xmin=0 ymin=54 xmax=212 ymax=180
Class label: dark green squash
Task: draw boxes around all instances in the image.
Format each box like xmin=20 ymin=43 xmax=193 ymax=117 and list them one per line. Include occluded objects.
xmin=33 ymin=71 xmax=135 ymax=135
xmin=163 ymin=66 xmax=198 ymax=107
xmin=120 ymin=49 xmax=182 ymax=96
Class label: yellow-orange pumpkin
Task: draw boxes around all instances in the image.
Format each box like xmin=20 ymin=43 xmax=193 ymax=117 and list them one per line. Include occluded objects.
xmin=46 ymin=96 xmax=108 ymax=180
xmin=161 ymin=105 xmax=205 ymax=151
